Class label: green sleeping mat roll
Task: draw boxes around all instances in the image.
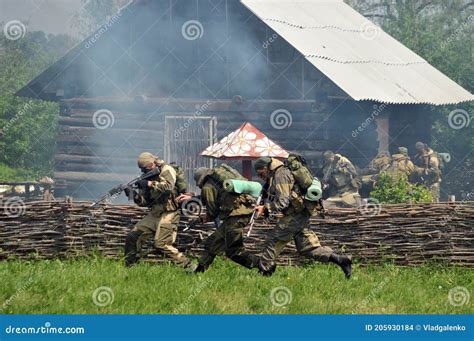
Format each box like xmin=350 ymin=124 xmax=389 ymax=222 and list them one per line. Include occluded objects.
xmin=223 ymin=179 xmax=263 ymax=198
xmin=304 ymin=178 xmax=323 ymax=201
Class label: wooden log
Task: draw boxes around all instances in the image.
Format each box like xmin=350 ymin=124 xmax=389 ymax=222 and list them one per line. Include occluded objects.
xmin=1 ymin=201 xmax=473 ymax=266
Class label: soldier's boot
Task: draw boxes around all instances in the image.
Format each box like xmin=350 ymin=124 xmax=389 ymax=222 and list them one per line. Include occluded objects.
xmin=184 ymin=260 xmax=199 ymax=274
xmin=257 ymin=259 xmax=276 ymax=277
xmin=124 ymin=230 xmax=143 ymax=267
xmin=227 ymin=251 xmax=259 ymax=269
xmin=329 ymin=253 xmax=352 ymax=279
xmin=194 ymin=263 xmax=208 ymax=273
xmin=194 ymin=251 xmax=217 ymax=273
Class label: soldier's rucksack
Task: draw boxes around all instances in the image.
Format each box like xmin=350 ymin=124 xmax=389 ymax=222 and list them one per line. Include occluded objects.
xmin=169 ymin=162 xmax=187 ymax=194
xmin=208 ymin=164 xmax=254 ymax=209
xmin=433 ymin=152 xmax=448 ymax=171
xmin=284 ymin=153 xmax=315 ymax=192
xmin=209 ymin=163 xmax=247 ymax=184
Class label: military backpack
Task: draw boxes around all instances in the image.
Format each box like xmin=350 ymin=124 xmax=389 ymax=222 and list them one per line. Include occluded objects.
xmin=283 ymin=154 xmax=325 ymax=217
xmin=209 ymin=163 xmax=247 ymax=184
xmin=208 ymin=163 xmax=254 ymax=211
xmin=284 ymin=153 xmax=315 ymax=192
xmin=168 ymin=162 xmax=188 ymax=194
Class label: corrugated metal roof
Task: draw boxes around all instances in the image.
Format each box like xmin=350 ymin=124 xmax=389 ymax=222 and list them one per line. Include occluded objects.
xmin=241 ymin=0 xmax=474 ymax=105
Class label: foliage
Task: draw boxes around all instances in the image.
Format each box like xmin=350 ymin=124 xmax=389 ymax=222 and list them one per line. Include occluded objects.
xmin=370 ymin=173 xmax=433 ymax=204
xmin=0 ymin=2 xmax=124 ymax=181
xmin=0 ymin=31 xmax=76 ymax=180
xmin=0 ymin=257 xmax=471 ymax=314
xmin=347 ymin=0 xmax=473 ymax=180
xmin=0 ymin=163 xmax=37 ymax=182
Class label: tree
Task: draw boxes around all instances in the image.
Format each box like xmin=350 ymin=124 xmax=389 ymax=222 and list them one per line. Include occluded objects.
xmin=0 ymin=30 xmax=76 ymax=180
xmin=347 ymin=0 xmax=473 ymax=198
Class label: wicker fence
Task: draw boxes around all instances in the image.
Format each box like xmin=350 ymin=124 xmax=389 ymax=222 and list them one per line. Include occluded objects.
xmin=0 ymin=200 xmax=473 ymax=266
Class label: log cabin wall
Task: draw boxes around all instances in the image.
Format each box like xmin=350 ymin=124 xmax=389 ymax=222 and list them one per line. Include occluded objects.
xmin=47 ymin=0 xmax=431 ymax=198
xmin=55 ymin=97 xmax=383 ymax=198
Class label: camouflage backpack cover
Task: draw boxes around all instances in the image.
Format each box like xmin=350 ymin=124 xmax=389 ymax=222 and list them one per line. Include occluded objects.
xmin=284 ymin=153 xmax=315 ymax=192
xmin=209 ymin=163 xmax=247 ymax=184
xmin=168 ymin=162 xmax=187 ymax=194
xmin=208 ymin=163 xmax=254 ymax=213
xmin=283 ymin=154 xmax=325 ymax=216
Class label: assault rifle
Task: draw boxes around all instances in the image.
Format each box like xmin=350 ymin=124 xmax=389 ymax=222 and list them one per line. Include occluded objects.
xmin=90 ymin=168 xmax=160 ymax=208
xmin=246 ymin=182 xmax=269 ymax=238
xmin=322 ymin=155 xmax=340 ymax=190
xmin=246 ymin=192 xmax=263 ymax=238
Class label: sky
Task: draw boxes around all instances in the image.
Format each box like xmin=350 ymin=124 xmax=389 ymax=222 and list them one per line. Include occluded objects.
xmin=0 ymin=0 xmax=84 ymax=37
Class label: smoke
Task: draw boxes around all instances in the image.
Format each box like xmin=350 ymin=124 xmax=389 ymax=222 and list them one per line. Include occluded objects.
xmin=61 ymin=0 xmax=377 ymax=198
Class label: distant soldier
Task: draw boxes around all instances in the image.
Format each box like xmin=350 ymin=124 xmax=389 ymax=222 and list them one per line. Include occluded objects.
xmin=413 ymin=142 xmax=442 ymax=202
xmin=254 ymin=157 xmax=352 ymax=278
xmin=359 ymin=151 xmax=391 ymax=196
xmin=322 ymin=151 xmax=361 ymax=208
xmin=384 ymin=147 xmax=416 ymax=180
xmin=177 ymin=165 xmax=259 ymax=272
xmin=39 ymin=176 xmax=55 ymax=201
xmin=363 ymin=151 xmax=391 ymax=175
xmin=124 ymin=152 xmax=195 ymax=270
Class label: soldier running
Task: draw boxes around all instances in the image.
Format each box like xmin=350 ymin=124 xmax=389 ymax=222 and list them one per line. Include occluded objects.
xmin=253 ymin=156 xmax=352 ymax=278
xmin=177 ymin=164 xmax=259 ymax=272
xmin=124 ymin=152 xmax=196 ymax=271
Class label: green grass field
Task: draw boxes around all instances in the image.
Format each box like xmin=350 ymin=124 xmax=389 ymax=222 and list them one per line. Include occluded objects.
xmin=1 ymin=257 xmax=472 ymax=314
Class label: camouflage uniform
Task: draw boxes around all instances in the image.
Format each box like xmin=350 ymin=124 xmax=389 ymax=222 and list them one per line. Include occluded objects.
xmin=125 ymin=157 xmax=191 ymax=268
xmin=359 ymin=152 xmax=391 ymax=196
xmin=384 ymin=153 xmax=416 ymax=181
xmin=323 ymin=154 xmax=361 ymax=208
xmin=366 ymin=152 xmax=391 ymax=175
xmin=196 ymin=169 xmax=259 ymax=271
xmin=257 ymin=158 xmax=351 ymax=277
xmin=413 ymin=148 xmax=442 ymax=202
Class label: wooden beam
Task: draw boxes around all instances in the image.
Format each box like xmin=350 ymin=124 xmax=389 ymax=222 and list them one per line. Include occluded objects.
xmin=61 ymin=97 xmax=344 ymax=113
